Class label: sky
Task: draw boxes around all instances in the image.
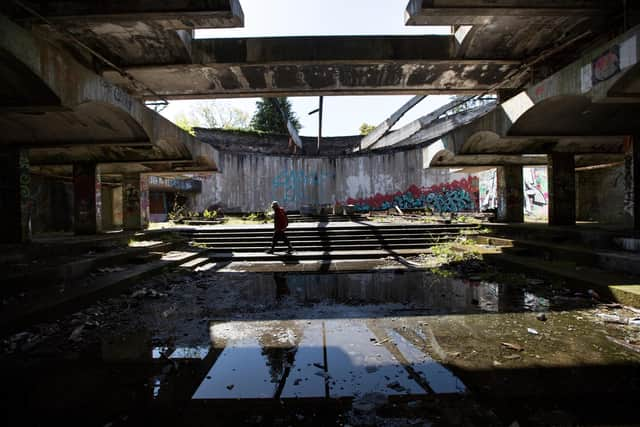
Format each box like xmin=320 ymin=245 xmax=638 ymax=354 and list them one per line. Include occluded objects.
xmin=159 ymin=0 xmax=453 ymax=137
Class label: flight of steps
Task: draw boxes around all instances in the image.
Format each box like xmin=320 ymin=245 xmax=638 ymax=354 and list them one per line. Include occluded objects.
xmin=286 ymin=213 xmax=368 ymax=223
xmin=474 ymin=224 xmax=640 ymax=306
xmin=179 ymin=223 xmax=478 ymax=261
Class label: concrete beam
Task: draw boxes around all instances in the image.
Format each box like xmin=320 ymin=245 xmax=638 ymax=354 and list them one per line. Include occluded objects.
xmin=98 ymin=35 xmax=520 ymax=98
xmin=430 ymin=153 xmax=548 ymax=167
xmin=0 ymin=14 xmax=217 ymax=173
xmin=6 ymin=0 xmax=244 ymax=29
xmin=358 ymin=95 xmax=426 ymax=151
xmin=418 ymin=25 xmax=640 ymax=167
xmin=364 ymin=96 xmax=481 ymax=151
xmin=406 ymin=0 xmax=617 ymax=25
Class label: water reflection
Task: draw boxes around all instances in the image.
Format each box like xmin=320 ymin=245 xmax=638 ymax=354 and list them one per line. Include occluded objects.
xmin=229 ymin=271 xmax=585 ymax=315
xmin=192 ymin=318 xmax=465 ymax=401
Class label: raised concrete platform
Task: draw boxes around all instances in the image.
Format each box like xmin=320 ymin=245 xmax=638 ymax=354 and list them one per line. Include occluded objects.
xmin=0 ymin=248 xmax=205 ymax=334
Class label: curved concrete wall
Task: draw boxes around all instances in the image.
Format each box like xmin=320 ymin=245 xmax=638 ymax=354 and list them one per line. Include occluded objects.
xmin=194 ymin=145 xmax=474 ymax=213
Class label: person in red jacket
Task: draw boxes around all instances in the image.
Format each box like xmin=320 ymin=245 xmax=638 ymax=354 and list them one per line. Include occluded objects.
xmin=266 ymin=201 xmax=294 ymax=254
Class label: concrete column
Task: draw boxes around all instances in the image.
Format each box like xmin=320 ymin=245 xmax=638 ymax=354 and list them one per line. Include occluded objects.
xmin=0 ymin=148 xmax=31 ymax=243
xmin=73 ymin=162 xmax=102 ymax=234
xmin=625 ymin=136 xmax=640 ymax=230
xmin=123 ymin=174 xmax=149 ymax=230
xmin=497 ymin=165 xmax=524 ymax=223
xmin=548 ymin=153 xmax=576 ymax=226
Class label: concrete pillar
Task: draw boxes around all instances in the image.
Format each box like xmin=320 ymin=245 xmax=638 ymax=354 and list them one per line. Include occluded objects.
xmin=0 ymin=148 xmax=31 ymax=243
xmin=73 ymin=162 xmax=102 ymax=234
xmin=625 ymin=136 xmax=640 ymax=230
xmin=548 ymin=153 xmax=576 ymax=226
xmin=100 ymin=185 xmax=114 ymax=230
xmin=497 ymin=165 xmax=524 ymax=223
xmin=123 ymin=174 xmax=149 ymax=230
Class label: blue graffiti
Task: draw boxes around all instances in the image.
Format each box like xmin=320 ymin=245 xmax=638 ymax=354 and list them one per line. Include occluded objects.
xmin=272 ymin=170 xmax=332 ymax=204
xmin=351 ymin=189 xmax=473 ymax=213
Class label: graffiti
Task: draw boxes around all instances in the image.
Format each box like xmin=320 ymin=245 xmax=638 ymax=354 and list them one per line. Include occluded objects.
xmin=124 ymin=183 xmax=140 ymax=214
xmin=272 ymin=170 xmax=331 ymax=204
xmin=345 ymin=176 xmax=478 ymax=213
xmin=624 ymin=139 xmax=634 ymax=218
xmin=148 ymin=176 xmax=202 ymax=193
xmin=592 ymin=46 xmax=620 ymax=84
xmin=523 ymin=167 xmax=548 ymax=218
xmin=478 ymin=169 xmax=497 ymax=211
xmin=101 ymin=80 xmax=133 ymax=112
xmin=18 ymin=151 xmax=31 ymax=209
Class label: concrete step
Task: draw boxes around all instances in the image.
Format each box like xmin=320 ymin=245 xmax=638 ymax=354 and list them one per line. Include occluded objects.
xmin=483 ymin=223 xmax=630 ymax=250
xmin=204 ymin=248 xmax=433 ymax=262
xmin=0 ymin=241 xmax=175 ymax=296
xmin=475 ymin=235 xmax=640 ymax=276
xmin=187 ymin=229 xmax=462 ymax=239
xmin=480 ymin=250 xmax=640 ymax=308
xmin=0 ymin=249 xmax=205 ymax=335
xmin=191 ymin=235 xmax=457 ymax=245
xmin=179 ymin=223 xmax=476 ymax=233
xmin=202 ymin=242 xmax=443 ymax=252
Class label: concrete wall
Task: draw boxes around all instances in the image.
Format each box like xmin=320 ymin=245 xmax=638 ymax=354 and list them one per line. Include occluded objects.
xmin=195 ymin=128 xmax=360 ymax=156
xmin=577 ymin=165 xmax=626 ymax=225
xmin=194 ymin=146 xmax=474 ymax=213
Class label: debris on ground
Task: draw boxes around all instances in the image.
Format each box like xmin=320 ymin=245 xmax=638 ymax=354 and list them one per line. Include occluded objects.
xmin=596 ymin=313 xmax=629 ymax=325
xmin=131 ymin=288 xmax=168 ymax=299
xmin=501 ymin=342 xmax=524 ymax=351
xmin=68 ymin=325 xmax=84 ymax=342
xmin=527 ymin=328 xmax=539 ymax=335
xmin=605 ymin=336 xmax=640 ymax=355
xmin=536 ymin=313 xmax=547 ymax=321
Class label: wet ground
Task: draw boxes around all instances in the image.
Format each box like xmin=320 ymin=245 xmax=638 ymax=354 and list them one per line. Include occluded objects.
xmin=2 ymin=260 xmax=640 ymax=426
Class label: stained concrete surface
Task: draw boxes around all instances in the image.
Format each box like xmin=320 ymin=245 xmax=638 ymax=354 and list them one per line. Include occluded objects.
xmin=1 ymin=263 xmax=640 ymax=426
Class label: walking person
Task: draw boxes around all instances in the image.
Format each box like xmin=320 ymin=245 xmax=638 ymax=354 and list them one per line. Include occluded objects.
xmin=266 ymin=201 xmax=294 ymax=254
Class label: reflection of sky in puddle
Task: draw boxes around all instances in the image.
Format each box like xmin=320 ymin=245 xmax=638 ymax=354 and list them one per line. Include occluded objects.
xmin=386 ymin=329 xmax=465 ymax=394
xmin=169 ymin=347 xmax=210 ymax=359
xmin=192 ymin=318 xmax=466 ymax=400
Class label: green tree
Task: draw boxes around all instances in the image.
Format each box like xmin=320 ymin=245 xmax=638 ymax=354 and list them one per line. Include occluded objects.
xmin=359 ymin=122 xmax=376 ymax=135
xmin=172 ymin=101 xmax=250 ymax=134
xmin=250 ymin=97 xmax=301 ymax=134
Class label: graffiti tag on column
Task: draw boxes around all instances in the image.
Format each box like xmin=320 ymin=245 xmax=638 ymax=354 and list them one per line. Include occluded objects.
xmin=124 ymin=184 xmax=140 ymax=214
xmin=272 ymin=170 xmax=331 ymax=204
xmin=345 ymin=176 xmax=478 ymax=213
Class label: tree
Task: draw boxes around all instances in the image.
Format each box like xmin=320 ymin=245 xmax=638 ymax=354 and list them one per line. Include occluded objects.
xmin=250 ymin=97 xmax=301 ymax=134
xmin=172 ymin=101 xmax=250 ymax=134
xmin=359 ymin=122 xmax=376 ymax=136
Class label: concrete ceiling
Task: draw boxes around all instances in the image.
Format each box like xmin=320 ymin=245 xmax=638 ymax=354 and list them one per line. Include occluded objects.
xmin=3 ymin=0 xmax=631 ymax=99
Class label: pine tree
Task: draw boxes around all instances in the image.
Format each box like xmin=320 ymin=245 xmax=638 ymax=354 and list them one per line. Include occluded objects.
xmin=250 ymin=97 xmax=301 ymax=134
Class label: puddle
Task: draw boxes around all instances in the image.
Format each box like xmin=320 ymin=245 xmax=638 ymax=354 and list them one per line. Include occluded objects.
xmin=2 ymin=270 xmax=640 ymax=426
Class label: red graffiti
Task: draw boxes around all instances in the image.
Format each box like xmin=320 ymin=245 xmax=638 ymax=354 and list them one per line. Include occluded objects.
xmin=345 ymin=176 xmax=478 ymax=210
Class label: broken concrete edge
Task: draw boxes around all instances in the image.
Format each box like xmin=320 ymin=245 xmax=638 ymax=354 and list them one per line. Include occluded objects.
xmin=0 ymin=248 xmax=207 ymax=336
